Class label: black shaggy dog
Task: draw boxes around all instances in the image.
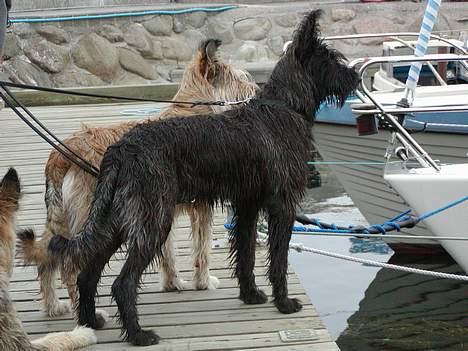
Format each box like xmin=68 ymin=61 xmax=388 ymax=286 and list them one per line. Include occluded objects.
xmin=49 ymin=10 xmax=358 ymax=346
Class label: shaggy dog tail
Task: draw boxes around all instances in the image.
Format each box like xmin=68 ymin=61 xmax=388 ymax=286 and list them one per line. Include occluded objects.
xmin=17 ymin=229 xmax=47 ymax=266
xmin=31 ymin=326 xmax=97 ymax=351
xmin=48 ymin=151 xmax=121 ymax=274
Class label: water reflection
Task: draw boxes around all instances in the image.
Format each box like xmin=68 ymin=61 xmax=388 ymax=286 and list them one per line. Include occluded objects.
xmin=337 ymin=254 xmax=468 ymax=351
xmin=290 ymin=167 xmax=468 ymax=350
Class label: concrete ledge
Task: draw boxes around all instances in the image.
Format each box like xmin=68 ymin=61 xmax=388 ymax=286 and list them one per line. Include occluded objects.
xmin=11 ymin=83 xmax=179 ymax=107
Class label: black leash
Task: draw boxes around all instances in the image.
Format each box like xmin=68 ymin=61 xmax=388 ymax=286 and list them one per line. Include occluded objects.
xmin=0 ymin=80 xmax=252 ymax=178
xmin=0 ymin=88 xmax=100 ymax=177
xmin=0 ymin=80 xmax=247 ymax=107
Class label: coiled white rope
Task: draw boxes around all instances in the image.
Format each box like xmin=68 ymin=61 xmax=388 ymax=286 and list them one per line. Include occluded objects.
xmin=255 ymin=232 xmax=468 ymax=282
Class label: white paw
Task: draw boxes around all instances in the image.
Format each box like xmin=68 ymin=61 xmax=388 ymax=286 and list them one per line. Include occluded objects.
xmin=71 ymin=326 xmax=98 ymax=345
xmin=160 ymin=277 xmax=188 ymax=292
xmin=194 ymin=275 xmax=220 ymax=290
xmin=46 ymin=299 xmax=71 ymax=317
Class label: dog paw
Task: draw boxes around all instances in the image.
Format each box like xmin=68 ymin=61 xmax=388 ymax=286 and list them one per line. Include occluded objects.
xmin=46 ymin=300 xmax=71 ymax=317
xmin=71 ymin=326 xmax=98 ymax=345
xmin=275 ymin=297 xmax=302 ymax=314
xmin=131 ymin=329 xmax=160 ymax=346
xmin=160 ymin=277 xmax=188 ymax=292
xmin=95 ymin=309 xmax=110 ymax=329
xmin=194 ymin=275 xmax=220 ymax=290
xmin=240 ymin=288 xmax=268 ymax=305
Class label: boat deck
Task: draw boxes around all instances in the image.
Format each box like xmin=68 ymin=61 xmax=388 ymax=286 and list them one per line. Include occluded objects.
xmin=1 ymin=102 xmax=339 ymax=350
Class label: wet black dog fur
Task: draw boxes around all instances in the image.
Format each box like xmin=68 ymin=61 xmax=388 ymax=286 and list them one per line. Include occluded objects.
xmin=48 ymin=10 xmax=358 ymax=346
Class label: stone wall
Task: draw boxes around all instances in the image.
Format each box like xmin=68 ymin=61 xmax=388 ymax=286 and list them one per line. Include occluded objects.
xmin=2 ymin=2 xmax=467 ymax=88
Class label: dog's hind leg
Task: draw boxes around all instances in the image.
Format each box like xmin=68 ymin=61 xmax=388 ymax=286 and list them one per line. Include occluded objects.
xmin=159 ymin=229 xmax=187 ymax=291
xmin=266 ymin=197 xmax=302 ymax=314
xmin=38 ymin=250 xmax=71 ymax=317
xmin=190 ymin=203 xmax=220 ymax=290
xmin=75 ymin=224 xmax=120 ymax=330
xmin=112 ymin=194 xmax=174 ymax=346
xmin=39 ymin=178 xmax=72 ymax=317
xmin=61 ymin=170 xmax=95 ymax=306
xmin=230 ymin=204 xmax=267 ymax=305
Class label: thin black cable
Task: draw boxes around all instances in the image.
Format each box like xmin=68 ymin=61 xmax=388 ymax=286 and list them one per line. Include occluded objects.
xmin=0 ymin=91 xmax=100 ymax=177
xmin=0 ymin=80 xmax=230 ymax=106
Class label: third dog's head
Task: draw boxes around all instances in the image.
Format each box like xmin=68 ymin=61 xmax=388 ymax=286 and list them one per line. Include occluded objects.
xmin=169 ymin=39 xmax=259 ymax=115
xmin=263 ymin=10 xmax=358 ymax=119
xmin=0 ymin=168 xmax=21 ymax=277
xmin=0 ymin=168 xmax=21 ymax=219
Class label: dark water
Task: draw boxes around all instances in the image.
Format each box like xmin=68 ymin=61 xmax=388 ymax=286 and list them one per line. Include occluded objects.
xmin=289 ymin=167 xmax=468 ymax=351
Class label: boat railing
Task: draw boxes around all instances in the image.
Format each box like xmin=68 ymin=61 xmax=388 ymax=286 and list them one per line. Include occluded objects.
xmin=323 ymin=32 xmax=468 ymax=56
xmin=285 ymin=32 xmax=468 ymax=56
xmin=348 ymin=54 xmax=468 ymax=114
xmin=347 ymin=54 xmax=468 ymax=171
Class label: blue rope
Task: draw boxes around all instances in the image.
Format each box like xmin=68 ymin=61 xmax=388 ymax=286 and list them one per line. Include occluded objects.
xmin=387 ymin=209 xmax=412 ymax=222
xmin=224 ymin=195 xmax=468 ymax=235
xmin=417 ymin=195 xmax=468 ymax=221
xmin=10 ymin=6 xmax=238 ymax=23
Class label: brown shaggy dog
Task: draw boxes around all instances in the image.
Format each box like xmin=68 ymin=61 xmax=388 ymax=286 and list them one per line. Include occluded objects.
xmin=0 ymin=168 xmax=97 ymax=351
xmin=18 ymin=39 xmax=258 ymax=317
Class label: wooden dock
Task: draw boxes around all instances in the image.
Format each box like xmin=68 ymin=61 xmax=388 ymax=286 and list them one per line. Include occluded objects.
xmin=0 ymin=102 xmax=339 ymax=350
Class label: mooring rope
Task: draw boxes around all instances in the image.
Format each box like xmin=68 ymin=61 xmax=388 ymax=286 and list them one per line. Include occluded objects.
xmin=254 ymin=232 xmax=468 ymax=282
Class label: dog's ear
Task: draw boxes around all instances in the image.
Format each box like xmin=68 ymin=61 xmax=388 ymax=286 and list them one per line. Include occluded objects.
xmin=291 ymin=10 xmax=323 ymax=59
xmin=197 ymin=39 xmax=222 ymax=80
xmin=0 ymin=168 xmax=21 ymax=201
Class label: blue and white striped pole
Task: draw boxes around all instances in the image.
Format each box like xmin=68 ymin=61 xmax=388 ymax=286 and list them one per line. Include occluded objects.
xmin=403 ymin=0 xmax=442 ymax=105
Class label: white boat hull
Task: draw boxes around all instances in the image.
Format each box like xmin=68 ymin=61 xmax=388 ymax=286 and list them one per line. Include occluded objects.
xmin=384 ymin=164 xmax=468 ymax=274
xmin=313 ymin=123 xmax=468 ymax=249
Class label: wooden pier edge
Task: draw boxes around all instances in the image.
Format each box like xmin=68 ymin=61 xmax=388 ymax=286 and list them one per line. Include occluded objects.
xmin=1 ymin=102 xmax=340 ymax=350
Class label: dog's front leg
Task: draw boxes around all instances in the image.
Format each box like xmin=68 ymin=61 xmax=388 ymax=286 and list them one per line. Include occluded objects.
xmin=159 ymin=230 xmax=187 ymax=291
xmin=266 ymin=200 xmax=303 ymax=314
xmin=190 ymin=204 xmax=220 ymax=290
xmin=229 ymin=205 xmax=268 ymax=305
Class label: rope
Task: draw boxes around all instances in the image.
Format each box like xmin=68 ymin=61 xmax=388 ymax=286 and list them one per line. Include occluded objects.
xmin=256 ymin=233 xmax=468 ymax=281
xmin=418 ymin=195 xmax=468 ymax=221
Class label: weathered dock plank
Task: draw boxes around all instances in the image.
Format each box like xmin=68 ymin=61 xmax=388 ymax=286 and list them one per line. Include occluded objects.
xmin=0 ymin=102 xmax=339 ymax=350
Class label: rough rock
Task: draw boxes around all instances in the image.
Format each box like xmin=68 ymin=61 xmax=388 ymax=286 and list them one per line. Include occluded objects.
xmin=183 ymin=29 xmax=207 ymax=52
xmin=53 ymin=68 xmax=105 ymax=87
xmin=267 ymin=36 xmax=285 ymax=56
xmin=119 ymin=47 xmax=158 ymax=80
xmin=353 ymin=18 xmax=399 ymax=45
xmin=71 ymin=33 xmax=119 ymax=82
xmin=98 ymin=24 xmax=124 ymax=43
xmin=4 ymin=56 xmax=53 ymax=86
xmin=234 ymin=17 xmax=272 ymax=41
xmin=13 ymin=23 xmax=35 ymax=39
xmin=331 ymin=9 xmax=356 ymax=22
xmin=123 ymin=23 xmax=156 ymax=58
xmin=23 ymin=39 xmax=69 ymax=73
xmin=273 ymin=14 xmax=298 ymax=28
xmin=234 ymin=41 xmax=270 ymax=62
xmin=36 ymin=25 xmax=70 ymax=44
xmin=182 ymin=12 xmax=207 ymax=29
xmin=113 ymin=69 xmax=154 ymax=85
xmin=142 ymin=15 xmax=173 ymax=36
xmin=173 ymin=17 xmax=185 ymax=33
xmin=3 ymin=33 xmax=21 ymax=59
xmin=205 ymin=17 xmax=234 ymax=44
xmin=161 ymin=37 xmax=193 ymax=62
